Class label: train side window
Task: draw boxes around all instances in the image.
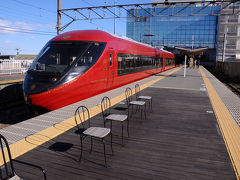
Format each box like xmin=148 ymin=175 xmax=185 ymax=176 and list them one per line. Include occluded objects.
xmin=118 ymin=56 xmax=123 ymax=73
xmin=160 ymin=57 xmax=163 ymax=67
xmin=109 ymin=53 xmax=112 ymax=66
xmin=117 ymin=53 xmax=161 ymax=76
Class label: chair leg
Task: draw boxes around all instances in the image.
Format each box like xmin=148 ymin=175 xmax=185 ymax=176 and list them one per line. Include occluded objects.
xmin=102 ymin=138 xmax=107 ymax=168
xmin=148 ymin=100 xmax=151 ymax=111
xmin=110 ymin=132 xmax=114 ymax=155
xmin=127 ymin=118 xmax=130 ymax=137
xmin=90 ymin=137 xmax=93 ymax=153
xmin=110 ymin=120 xmax=113 ymax=131
xmin=151 ymin=99 xmax=153 ymax=110
xmin=130 ymin=105 xmax=132 ymax=118
xmin=121 ymin=122 xmax=124 ymax=146
xmin=144 ymin=104 xmax=147 ymax=119
xmin=135 ymin=105 xmax=139 ymax=113
xmin=109 ymin=120 xmax=114 ymax=155
xmin=79 ymin=136 xmax=83 ymax=162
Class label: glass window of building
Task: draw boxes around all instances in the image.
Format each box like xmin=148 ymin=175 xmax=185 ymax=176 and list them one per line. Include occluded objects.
xmin=126 ymin=5 xmax=221 ymax=49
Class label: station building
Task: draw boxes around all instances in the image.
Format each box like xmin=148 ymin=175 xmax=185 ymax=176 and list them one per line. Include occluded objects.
xmin=126 ymin=2 xmax=240 ymax=65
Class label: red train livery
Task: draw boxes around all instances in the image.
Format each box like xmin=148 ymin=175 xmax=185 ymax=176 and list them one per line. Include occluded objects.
xmin=23 ymin=30 xmax=175 ymax=110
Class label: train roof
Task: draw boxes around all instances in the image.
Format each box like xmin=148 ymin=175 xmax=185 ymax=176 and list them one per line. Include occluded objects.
xmin=52 ymin=30 xmax=173 ymax=55
xmin=52 ymin=30 xmax=113 ymax=42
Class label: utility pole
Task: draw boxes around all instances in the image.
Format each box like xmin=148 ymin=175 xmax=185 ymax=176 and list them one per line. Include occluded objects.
xmin=57 ymin=0 xmax=61 ymax=35
xmin=114 ymin=0 xmax=116 ymax=35
xmin=184 ymin=55 xmax=187 ymax=77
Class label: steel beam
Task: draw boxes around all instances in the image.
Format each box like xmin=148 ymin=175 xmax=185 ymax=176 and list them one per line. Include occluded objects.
xmin=57 ymin=0 xmax=238 ymax=33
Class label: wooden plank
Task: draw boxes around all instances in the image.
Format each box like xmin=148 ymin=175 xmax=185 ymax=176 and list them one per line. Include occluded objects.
xmin=13 ymin=86 xmax=236 ymax=179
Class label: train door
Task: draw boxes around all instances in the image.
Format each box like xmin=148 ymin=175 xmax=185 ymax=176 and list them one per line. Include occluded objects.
xmin=155 ymin=52 xmax=160 ymax=74
xmin=163 ymin=53 xmax=166 ymax=71
xmin=107 ymin=50 xmax=115 ymax=89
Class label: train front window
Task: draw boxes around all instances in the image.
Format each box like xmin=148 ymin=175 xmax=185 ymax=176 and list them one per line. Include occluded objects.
xmin=29 ymin=41 xmax=91 ymax=73
xmin=29 ymin=41 xmax=106 ymax=75
xmin=76 ymin=42 xmax=106 ymax=67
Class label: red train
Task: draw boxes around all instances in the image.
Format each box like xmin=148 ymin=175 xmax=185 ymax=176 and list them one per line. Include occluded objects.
xmin=23 ymin=30 xmax=175 ymax=111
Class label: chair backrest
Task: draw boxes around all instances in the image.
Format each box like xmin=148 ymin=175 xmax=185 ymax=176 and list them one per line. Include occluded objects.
xmin=101 ymin=96 xmax=111 ymax=121
xmin=125 ymin=87 xmax=132 ymax=106
xmin=135 ymin=84 xmax=140 ymax=99
xmin=74 ymin=106 xmax=90 ymax=133
xmin=0 ymin=134 xmax=15 ymax=179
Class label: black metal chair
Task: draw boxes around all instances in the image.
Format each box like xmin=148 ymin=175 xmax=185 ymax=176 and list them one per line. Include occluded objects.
xmin=0 ymin=134 xmax=47 ymax=180
xmin=101 ymin=96 xmax=129 ymax=145
xmin=135 ymin=84 xmax=152 ymax=110
xmin=125 ymin=87 xmax=147 ymax=120
xmin=74 ymin=105 xmax=113 ymax=167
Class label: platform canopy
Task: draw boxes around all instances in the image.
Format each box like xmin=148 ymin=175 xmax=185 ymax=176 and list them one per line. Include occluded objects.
xmin=174 ymin=46 xmax=209 ymax=56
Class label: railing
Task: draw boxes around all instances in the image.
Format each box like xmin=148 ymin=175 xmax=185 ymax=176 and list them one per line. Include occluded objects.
xmin=0 ymin=60 xmax=33 ymax=75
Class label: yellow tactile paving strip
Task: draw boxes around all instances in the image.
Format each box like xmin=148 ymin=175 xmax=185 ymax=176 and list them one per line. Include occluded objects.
xmin=0 ymin=79 xmax=24 ymax=84
xmin=200 ymin=67 xmax=240 ymax=180
xmin=0 ymin=67 xmax=182 ymax=165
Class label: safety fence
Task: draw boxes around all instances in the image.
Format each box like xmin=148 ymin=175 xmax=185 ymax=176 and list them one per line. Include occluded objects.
xmin=0 ymin=60 xmax=33 ymax=75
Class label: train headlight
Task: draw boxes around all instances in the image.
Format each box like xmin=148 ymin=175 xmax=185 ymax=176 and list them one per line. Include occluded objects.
xmin=52 ymin=77 xmax=57 ymax=82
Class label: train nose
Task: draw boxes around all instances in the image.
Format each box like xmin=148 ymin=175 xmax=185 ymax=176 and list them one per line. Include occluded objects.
xmin=23 ymin=71 xmax=61 ymax=95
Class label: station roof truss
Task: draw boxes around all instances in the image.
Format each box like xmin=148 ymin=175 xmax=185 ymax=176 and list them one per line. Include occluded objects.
xmin=174 ymin=46 xmax=209 ymax=56
xmin=58 ymin=0 xmax=239 ymax=32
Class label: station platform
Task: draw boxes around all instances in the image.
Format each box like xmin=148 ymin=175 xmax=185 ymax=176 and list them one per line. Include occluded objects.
xmin=0 ymin=74 xmax=25 ymax=83
xmin=0 ymin=66 xmax=240 ymax=179
xmin=0 ymin=74 xmax=25 ymax=90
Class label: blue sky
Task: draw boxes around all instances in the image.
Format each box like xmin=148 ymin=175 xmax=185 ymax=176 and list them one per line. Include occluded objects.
xmin=0 ymin=0 xmax=153 ymax=55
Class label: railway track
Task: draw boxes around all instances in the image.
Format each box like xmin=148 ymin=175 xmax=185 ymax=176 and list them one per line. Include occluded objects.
xmin=227 ymin=83 xmax=240 ymax=97
xmin=0 ymin=82 xmax=36 ymax=128
xmin=206 ymin=67 xmax=240 ymax=97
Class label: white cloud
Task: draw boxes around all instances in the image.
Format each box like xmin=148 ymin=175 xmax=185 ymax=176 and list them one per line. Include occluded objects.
xmin=14 ymin=21 xmax=34 ymax=31
xmin=0 ymin=20 xmax=16 ymax=34
xmin=0 ymin=19 xmax=36 ymax=35
xmin=0 ymin=20 xmax=11 ymax=26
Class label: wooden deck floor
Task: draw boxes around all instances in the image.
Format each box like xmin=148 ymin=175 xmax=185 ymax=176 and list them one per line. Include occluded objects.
xmin=13 ymin=86 xmax=236 ymax=180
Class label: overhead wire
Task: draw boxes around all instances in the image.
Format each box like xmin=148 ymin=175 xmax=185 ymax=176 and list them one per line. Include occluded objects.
xmin=0 ymin=17 xmax=56 ymax=28
xmin=88 ymin=20 xmax=113 ymax=32
xmin=0 ymin=25 xmax=55 ymax=34
xmin=82 ymin=0 xmax=95 ymax=7
xmin=78 ymin=0 xmax=128 ymax=35
xmin=9 ymin=0 xmax=55 ymax=14
xmin=61 ymin=18 xmax=113 ymax=34
xmin=0 ymin=46 xmax=39 ymax=54
xmin=0 ymin=10 xmax=56 ymax=28
xmin=0 ymin=4 xmax=55 ymax=19
xmin=0 ymin=1 xmax=57 ymax=54
xmin=0 ymin=6 xmax=56 ymax=23
xmin=0 ymin=25 xmax=56 ymax=36
xmin=0 ymin=29 xmax=55 ymax=36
